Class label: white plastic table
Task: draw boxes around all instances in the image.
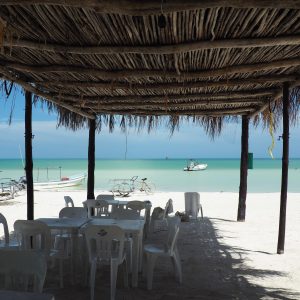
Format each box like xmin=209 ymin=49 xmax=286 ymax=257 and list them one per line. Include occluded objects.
xmin=81 ymin=218 xmax=144 ymax=287
xmin=0 ymin=290 xmax=54 ymax=300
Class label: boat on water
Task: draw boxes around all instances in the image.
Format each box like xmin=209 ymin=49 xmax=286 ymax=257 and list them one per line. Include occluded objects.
xmin=183 ymin=160 xmax=208 ymax=171
xmin=19 ymin=173 xmax=87 ymax=190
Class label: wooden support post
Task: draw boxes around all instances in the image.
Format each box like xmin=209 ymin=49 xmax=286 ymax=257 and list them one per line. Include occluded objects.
xmin=277 ymin=82 xmax=290 ymax=254
xmin=87 ymin=118 xmax=96 ymax=200
xmin=25 ymin=90 xmax=34 ymax=220
xmin=237 ymin=115 xmax=249 ymax=222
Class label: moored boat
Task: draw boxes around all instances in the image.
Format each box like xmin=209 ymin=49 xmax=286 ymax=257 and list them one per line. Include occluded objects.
xmin=183 ymin=160 xmax=207 ymax=171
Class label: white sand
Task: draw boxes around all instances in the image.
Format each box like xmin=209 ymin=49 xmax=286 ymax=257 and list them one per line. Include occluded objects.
xmin=1 ymin=190 xmax=300 ymax=298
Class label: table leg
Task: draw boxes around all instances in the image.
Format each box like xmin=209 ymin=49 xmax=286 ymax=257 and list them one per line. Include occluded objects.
xmin=131 ymin=232 xmax=140 ymax=287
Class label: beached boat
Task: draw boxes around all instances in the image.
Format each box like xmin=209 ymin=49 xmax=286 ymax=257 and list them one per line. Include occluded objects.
xmin=34 ymin=173 xmax=86 ymax=190
xmin=19 ymin=173 xmax=87 ymax=190
xmin=183 ymin=160 xmax=208 ymax=171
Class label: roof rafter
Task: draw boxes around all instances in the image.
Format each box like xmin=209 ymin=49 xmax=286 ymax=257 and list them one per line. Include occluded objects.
xmin=4 ymin=35 xmax=300 ymax=54
xmin=1 ymin=1 xmax=300 ymax=14
xmin=34 ymin=75 xmax=299 ymax=91
xmin=3 ymin=57 xmax=300 ymax=80
xmin=91 ymin=107 xmax=256 ymax=116
xmin=49 ymin=89 xmax=275 ymax=103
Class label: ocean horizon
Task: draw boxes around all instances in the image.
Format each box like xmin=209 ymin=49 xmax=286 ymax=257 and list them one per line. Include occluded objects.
xmin=1 ymin=158 xmax=300 ymax=193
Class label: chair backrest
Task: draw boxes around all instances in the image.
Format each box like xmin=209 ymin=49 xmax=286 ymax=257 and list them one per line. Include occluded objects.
xmin=0 ymin=249 xmax=47 ymax=292
xmin=96 ymin=194 xmax=114 ymax=201
xmin=0 ymin=213 xmax=9 ymax=245
xmin=64 ymin=196 xmax=74 ymax=207
xmin=84 ymin=225 xmax=125 ymax=264
xmin=86 ymin=199 xmax=110 ymax=218
xmin=166 ymin=216 xmax=181 ymax=254
xmin=184 ymin=192 xmax=200 ymax=218
xmin=110 ymin=207 xmax=140 ymax=220
xmin=126 ymin=200 xmax=145 ymax=215
xmin=13 ymin=220 xmax=52 ymax=255
xmin=59 ymin=207 xmax=87 ymax=219
xmin=163 ymin=199 xmax=174 ymax=218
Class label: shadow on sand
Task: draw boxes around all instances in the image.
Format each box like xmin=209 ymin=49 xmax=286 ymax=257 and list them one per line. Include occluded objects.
xmin=46 ymin=217 xmax=299 ymax=300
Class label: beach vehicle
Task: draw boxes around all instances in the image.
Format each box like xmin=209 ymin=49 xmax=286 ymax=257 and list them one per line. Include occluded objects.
xmin=183 ymin=160 xmax=208 ymax=171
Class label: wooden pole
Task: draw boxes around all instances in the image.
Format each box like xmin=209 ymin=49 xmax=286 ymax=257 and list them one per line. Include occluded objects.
xmin=237 ymin=115 xmax=249 ymax=222
xmin=25 ymin=90 xmax=34 ymax=220
xmin=87 ymin=118 xmax=96 ymax=200
xmin=2 ymin=1 xmax=300 ymax=13
xmin=277 ymin=82 xmax=290 ymax=254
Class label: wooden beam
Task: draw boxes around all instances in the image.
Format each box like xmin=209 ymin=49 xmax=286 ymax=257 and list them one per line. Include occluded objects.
xmin=237 ymin=115 xmax=249 ymax=222
xmin=277 ymin=82 xmax=290 ymax=254
xmin=92 ymin=107 xmax=255 ymax=116
xmin=4 ymin=35 xmax=300 ymax=55
xmin=249 ymin=79 xmax=300 ymax=117
xmin=87 ymin=118 xmax=96 ymax=201
xmin=83 ymin=99 xmax=264 ymax=110
xmin=4 ymin=57 xmax=300 ymax=80
xmin=35 ymin=75 xmax=299 ymax=91
xmin=0 ymin=69 xmax=95 ymax=119
xmin=61 ymin=89 xmax=274 ymax=104
xmin=1 ymin=1 xmax=300 ymax=14
xmin=25 ymin=90 xmax=34 ymax=220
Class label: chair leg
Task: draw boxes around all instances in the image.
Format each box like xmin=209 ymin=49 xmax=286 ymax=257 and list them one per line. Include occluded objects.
xmin=122 ymin=259 xmax=129 ymax=288
xmin=200 ymin=204 xmax=203 ymax=218
xmin=138 ymin=236 xmax=143 ymax=272
xmin=90 ymin=262 xmax=97 ymax=300
xmin=59 ymin=259 xmax=64 ymax=288
xmin=125 ymin=239 xmax=132 ymax=273
xmin=142 ymin=252 xmax=147 ymax=279
xmin=110 ymin=261 xmax=119 ymax=300
xmin=173 ymin=248 xmax=182 ymax=284
xmin=146 ymin=252 xmax=157 ymax=290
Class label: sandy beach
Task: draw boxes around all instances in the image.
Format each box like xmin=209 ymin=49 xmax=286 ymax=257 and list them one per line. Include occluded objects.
xmin=1 ymin=191 xmax=300 ymax=299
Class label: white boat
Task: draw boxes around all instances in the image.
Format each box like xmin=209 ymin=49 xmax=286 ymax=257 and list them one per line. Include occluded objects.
xmin=34 ymin=173 xmax=86 ymax=190
xmin=19 ymin=173 xmax=87 ymax=190
xmin=183 ymin=160 xmax=207 ymax=171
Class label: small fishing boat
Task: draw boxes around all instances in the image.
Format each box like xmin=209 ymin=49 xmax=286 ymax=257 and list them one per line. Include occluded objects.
xmin=19 ymin=173 xmax=87 ymax=190
xmin=183 ymin=160 xmax=208 ymax=171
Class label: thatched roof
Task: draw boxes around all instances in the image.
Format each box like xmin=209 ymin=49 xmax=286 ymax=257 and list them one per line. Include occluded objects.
xmin=1 ymin=1 xmax=300 ymax=132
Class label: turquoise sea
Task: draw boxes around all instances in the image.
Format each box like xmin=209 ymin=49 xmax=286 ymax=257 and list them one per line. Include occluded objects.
xmin=0 ymin=158 xmax=300 ymax=193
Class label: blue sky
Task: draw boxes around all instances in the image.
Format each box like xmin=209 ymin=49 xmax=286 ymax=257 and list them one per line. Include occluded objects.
xmin=0 ymin=89 xmax=299 ymax=159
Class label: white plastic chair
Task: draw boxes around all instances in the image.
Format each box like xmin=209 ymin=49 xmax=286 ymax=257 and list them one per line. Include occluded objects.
xmin=64 ymin=196 xmax=74 ymax=207
xmin=110 ymin=207 xmax=140 ymax=220
xmin=126 ymin=200 xmax=145 ymax=215
xmin=13 ymin=220 xmax=68 ymax=288
xmin=84 ymin=225 xmax=128 ymax=300
xmin=143 ymin=216 xmax=182 ymax=290
xmin=184 ymin=192 xmax=203 ymax=219
xmin=86 ymin=199 xmax=110 ymax=218
xmin=96 ymin=194 xmax=114 ymax=201
xmin=0 ymin=212 xmax=9 ymax=246
xmin=59 ymin=207 xmax=87 ymax=218
xmin=0 ymin=249 xmax=47 ymax=292
xmin=149 ymin=199 xmax=173 ymax=233
xmin=57 ymin=207 xmax=87 ymax=282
